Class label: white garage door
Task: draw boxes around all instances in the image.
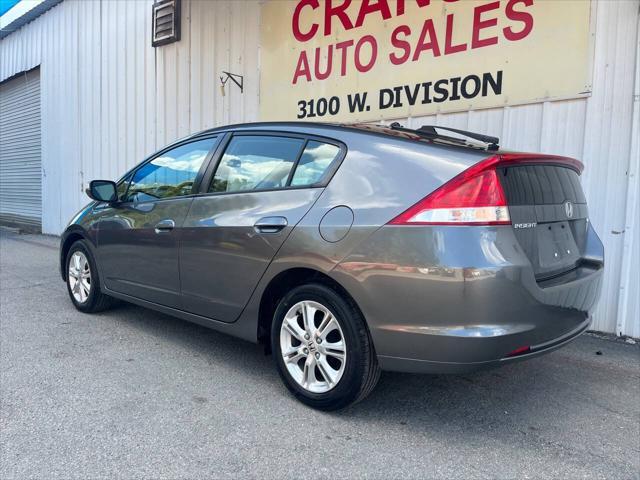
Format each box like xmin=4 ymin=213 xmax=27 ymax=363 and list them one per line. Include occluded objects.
xmin=0 ymin=68 xmax=42 ymax=232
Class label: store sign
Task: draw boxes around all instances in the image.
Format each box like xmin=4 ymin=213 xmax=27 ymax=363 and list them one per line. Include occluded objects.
xmin=259 ymin=0 xmax=593 ymax=122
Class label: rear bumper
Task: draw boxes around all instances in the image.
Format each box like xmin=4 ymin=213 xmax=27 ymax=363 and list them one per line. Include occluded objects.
xmin=332 ymin=224 xmax=604 ymax=374
xmin=377 ymin=315 xmax=590 ymax=374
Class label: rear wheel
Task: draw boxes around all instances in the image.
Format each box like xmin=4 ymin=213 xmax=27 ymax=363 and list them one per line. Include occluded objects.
xmin=66 ymin=240 xmax=114 ymax=313
xmin=271 ymin=283 xmax=380 ymax=410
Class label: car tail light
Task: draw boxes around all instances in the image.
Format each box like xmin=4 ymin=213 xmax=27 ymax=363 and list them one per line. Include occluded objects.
xmin=389 ymin=156 xmax=510 ymax=226
xmin=389 ymin=153 xmax=582 ymax=226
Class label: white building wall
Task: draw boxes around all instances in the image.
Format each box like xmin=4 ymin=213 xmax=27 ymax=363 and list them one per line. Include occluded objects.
xmin=0 ymin=0 xmax=638 ymax=336
xmin=0 ymin=0 xmax=261 ymax=233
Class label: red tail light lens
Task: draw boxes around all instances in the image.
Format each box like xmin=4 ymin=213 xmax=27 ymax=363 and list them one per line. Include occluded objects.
xmin=506 ymin=345 xmax=531 ymax=357
xmin=389 ymin=153 xmax=582 ymax=226
xmin=389 ymin=156 xmax=510 ymax=226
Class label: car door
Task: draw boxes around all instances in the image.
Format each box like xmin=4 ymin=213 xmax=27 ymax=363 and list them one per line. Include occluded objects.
xmin=94 ymin=136 xmax=219 ymax=308
xmin=179 ymin=132 xmax=345 ymax=322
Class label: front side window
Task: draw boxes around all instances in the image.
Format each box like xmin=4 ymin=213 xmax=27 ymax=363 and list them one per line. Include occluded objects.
xmin=290 ymin=141 xmax=341 ymax=186
xmin=210 ymin=136 xmax=304 ymax=193
xmin=116 ymin=174 xmax=132 ymax=201
xmin=125 ymin=138 xmax=216 ymax=202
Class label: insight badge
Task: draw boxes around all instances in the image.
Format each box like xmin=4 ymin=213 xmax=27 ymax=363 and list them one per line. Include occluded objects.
xmin=514 ymin=223 xmax=537 ymax=229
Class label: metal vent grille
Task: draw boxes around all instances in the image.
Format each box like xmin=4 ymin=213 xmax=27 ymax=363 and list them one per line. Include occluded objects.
xmin=152 ymin=0 xmax=180 ymax=47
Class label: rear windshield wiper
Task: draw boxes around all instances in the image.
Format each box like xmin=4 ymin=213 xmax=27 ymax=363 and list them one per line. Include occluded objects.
xmin=389 ymin=122 xmax=500 ymax=151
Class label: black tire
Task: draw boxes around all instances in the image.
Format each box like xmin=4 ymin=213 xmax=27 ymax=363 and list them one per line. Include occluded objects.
xmin=65 ymin=240 xmax=115 ymax=313
xmin=271 ymin=283 xmax=381 ymax=410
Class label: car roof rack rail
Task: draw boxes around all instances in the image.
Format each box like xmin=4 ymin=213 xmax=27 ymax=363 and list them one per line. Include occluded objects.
xmin=389 ymin=122 xmax=500 ymax=151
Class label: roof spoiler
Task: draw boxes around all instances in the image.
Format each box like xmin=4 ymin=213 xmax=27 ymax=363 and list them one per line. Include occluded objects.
xmin=389 ymin=122 xmax=500 ymax=151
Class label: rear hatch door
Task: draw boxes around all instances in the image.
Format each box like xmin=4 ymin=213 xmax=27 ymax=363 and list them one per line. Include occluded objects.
xmin=498 ymin=160 xmax=589 ymax=281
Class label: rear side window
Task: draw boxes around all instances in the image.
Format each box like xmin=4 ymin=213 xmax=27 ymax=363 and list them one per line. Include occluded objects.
xmin=290 ymin=141 xmax=341 ymax=186
xmin=210 ymin=136 xmax=304 ymax=193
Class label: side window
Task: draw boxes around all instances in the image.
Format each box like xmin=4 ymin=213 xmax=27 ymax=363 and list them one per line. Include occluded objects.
xmin=116 ymin=174 xmax=132 ymax=201
xmin=290 ymin=141 xmax=341 ymax=186
xmin=210 ymin=136 xmax=304 ymax=193
xmin=125 ymin=137 xmax=216 ymax=202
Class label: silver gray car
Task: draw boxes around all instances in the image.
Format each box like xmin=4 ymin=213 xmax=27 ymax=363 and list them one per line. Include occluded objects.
xmin=60 ymin=122 xmax=604 ymax=410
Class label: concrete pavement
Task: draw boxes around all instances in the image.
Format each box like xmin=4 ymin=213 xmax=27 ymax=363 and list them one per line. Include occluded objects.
xmin=1 ymin=231 xmax=638 ymax=479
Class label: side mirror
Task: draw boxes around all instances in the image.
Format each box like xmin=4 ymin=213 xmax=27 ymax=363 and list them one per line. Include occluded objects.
xmin=86 ymin=180 xmax=118 ymax=203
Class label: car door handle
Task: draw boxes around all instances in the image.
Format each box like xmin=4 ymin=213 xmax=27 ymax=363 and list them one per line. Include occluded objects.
xmin=154 ymin=219 xmax=175 ymax=233
xmin=254 ymin=216 xmax=288 ymax=234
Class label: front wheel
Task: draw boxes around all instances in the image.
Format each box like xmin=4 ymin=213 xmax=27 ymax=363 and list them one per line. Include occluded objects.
xmin=271 ymin=283 xmax=380 ymax=410
xmin=65 ymin=240 xmax=114 ymax=313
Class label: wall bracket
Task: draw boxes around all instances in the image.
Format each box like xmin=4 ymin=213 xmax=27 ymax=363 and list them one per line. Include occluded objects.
xmin=220 ymin=71 xmax=243 ymax=96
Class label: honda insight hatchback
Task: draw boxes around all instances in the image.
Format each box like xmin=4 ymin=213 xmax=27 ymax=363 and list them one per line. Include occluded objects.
xmin=61 ymin=122 xmax=604 ymax=410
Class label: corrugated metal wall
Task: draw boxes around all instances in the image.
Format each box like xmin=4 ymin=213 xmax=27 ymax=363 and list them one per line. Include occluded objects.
xmin=0 ymin=0 xmax=261 ymax=233
xmin=0 ymin=68 xmax=42 ymax=230
xmin=0 ymin=0 xmax=637 ymax=336
xmin=618 ymin=8 xmax=640 ymax=339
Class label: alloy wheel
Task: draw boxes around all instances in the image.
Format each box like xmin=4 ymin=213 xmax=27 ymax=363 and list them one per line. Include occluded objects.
xmin=68 ymin=251 xmax=91 ymax=303
xmin=279 ymin=300 xmax=346 ymax=393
